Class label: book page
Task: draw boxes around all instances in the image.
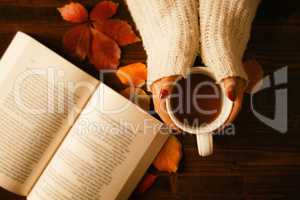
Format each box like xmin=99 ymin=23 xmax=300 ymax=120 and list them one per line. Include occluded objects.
xmin=28 ymin=83 xmax=169 ymax=200
xmin=0 ymin=32 xmax=99 ymax=196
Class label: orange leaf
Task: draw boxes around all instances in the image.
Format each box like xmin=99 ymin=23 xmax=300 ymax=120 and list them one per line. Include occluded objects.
xmin=63 ymin=25 xmax=91 ymax=61
xmin=120 ymin=87 xmax=150 ymax=111
xmin=116 ymin=63 xmax=147 ymax=87
xmin=94 ymin=19 xmax=140 ymax=46
xmin=136 ymin=173 xmax=158 ymax=194
xmin=153 ymin=136 xmax=182 ymax=173
xmin=89 ymin=29 xmax=121 ymax=69
xmin=243 ymin=59 xmax=264 ymax=94
xmin=90 ymin=1 xmax=118 ymax=22
xmin=58 ymin=2 xmax=88 ymax=23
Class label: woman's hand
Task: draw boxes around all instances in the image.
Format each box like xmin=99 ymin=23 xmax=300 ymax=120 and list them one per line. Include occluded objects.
xmin=221 ymin=77 xmax=247 ymax=124
xmin=150 ymin=76 xmax=181 ymax=130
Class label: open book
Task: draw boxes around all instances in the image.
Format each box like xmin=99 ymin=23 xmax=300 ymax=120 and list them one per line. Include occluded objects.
xmin=0 ymin=32 xmax=168 ymax=200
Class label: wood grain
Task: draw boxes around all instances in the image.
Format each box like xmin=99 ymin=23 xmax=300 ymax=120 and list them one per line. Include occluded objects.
xmin=0 ymin=0 xmax=299 ymax=199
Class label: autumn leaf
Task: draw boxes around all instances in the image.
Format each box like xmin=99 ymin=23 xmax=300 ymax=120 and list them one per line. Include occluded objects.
xmin=58 ymin=2 xmax=88 ymax=23
xmin=59 ymin=1 xmax=140 ymax=70
xmin=90 ymin=1 xmax=118 ymax=21
xmin=89 ymin=29 xmax=121 ymax=69
xmin=116 ymin=63 xmax=147 ymax=87
xmin=94 ymin=19 xmax=140 ymax=46
xmin=63 ymin=25 xmax=91 ymax=60
xmin=136 ymin=173 xmax=158 ymax=194
xmin=120 ymin=87 xmax=150 ymax=111
xmin=153 ymin=136 xmax=182 ymax=173
xmin=243 ymin=60 xmax=264 ymax=94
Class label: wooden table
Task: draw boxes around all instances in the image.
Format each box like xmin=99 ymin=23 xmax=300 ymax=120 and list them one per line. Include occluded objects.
xmin=0 ymin=0 xmax=299 ymax=199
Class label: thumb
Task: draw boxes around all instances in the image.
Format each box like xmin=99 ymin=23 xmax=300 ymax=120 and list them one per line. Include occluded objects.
xmin=222 ymin=77 xmax=246 ymax=102
xmin=221 ymin=77 xmax=246 ymax=124
xmin=222 ymin=78 xmax=237 ymax=101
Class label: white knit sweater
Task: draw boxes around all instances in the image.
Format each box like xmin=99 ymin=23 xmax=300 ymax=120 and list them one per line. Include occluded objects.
xmin=126 ymin=0 xmax=260 ymax=88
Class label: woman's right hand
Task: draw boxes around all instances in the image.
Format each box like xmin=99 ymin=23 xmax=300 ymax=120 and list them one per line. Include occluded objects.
xmin=221 ymin=77 xmax=247 ymax=124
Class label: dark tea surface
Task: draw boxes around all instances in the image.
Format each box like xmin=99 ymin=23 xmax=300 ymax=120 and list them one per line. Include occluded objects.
xmin=170 ymin=73 xmax=222 ymax=127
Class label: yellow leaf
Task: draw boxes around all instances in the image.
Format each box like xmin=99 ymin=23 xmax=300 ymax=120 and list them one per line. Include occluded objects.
xmin=116 ymin=63 xmax=147 ymax=87
xmin=153 ymin=136 xmax=182 ymax=173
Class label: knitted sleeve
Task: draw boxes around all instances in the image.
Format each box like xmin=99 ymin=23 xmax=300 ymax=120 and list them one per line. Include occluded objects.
xmin=125 ymin=0 xmax=200 ymax=89
xmin=199 ymin=0 xmax=261 ymax=82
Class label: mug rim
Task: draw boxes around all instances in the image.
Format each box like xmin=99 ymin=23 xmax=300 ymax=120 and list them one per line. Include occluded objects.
xmin=166 ymin=66 xmax=234 ymax=135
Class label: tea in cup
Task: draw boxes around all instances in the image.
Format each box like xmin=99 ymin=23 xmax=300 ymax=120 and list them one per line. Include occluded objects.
xmin=166 ymin=67 xmax=233 ymax=156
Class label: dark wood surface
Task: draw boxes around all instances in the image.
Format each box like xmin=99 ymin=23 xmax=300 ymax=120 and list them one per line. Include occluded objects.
xmin=0 ymin=0 xmax=300 ymax=199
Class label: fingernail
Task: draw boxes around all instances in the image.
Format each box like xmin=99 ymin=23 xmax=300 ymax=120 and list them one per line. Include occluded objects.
xmin=228 ymin=89 xmax=236 ymax=101
xmin=159 ymin=89 xmax=169 ymax=99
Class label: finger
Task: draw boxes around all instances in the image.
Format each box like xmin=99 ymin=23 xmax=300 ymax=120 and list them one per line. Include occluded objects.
xmin=152 ymin=91 xmax=179 ymax=130
xmin=151 ymin=77 xmax=180 ymax=130
xmin=153 ymin=96 xmax=178 ymax=129
xmin=222 ymin=77 xmax=246 ymax=102
xmin=226 ymin=92 xmax=244 ymax=124
xmin=221 ymin=77 xmax=246 ymax=125
xmin=222 ymin=77 xmax=237 ymax=101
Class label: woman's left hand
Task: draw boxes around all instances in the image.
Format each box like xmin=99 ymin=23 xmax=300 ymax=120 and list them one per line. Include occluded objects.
xmin=221 ymin=77 xmax=247 ymax=124
xmin=150 ymin=76 xmax=181 ymax=130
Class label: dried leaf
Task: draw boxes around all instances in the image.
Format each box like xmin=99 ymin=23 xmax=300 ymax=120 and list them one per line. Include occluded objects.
xmin=60 ymin=1 xmax=140 ymax=71
xmin=89 ymin=29 xmax=121 ymax=69
xmin=116 ymin=63 xmax=147 ymax=87
xmin=136 ymin=173 xmax=158 ymax=194
xmin=153 ymin=136 xmax=182 ymax=173
xmin=120 ymin=87 xmax=150 ymax=111
xmin=243 ymin=60 xmax=264 ymax=94
xmin=63 ymin=25 xmax=91 ymax=60
xmin=58 ymin=2 xmax=88 ymax=23
xmin=94 ymin=19 xmax=140 ymax=46
xmin=90 ymin=1 xmax=118 ymax=22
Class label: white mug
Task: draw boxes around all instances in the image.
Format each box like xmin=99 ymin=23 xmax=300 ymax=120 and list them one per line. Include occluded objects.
xmin=166 ymin=66 xmax=234 ymax=156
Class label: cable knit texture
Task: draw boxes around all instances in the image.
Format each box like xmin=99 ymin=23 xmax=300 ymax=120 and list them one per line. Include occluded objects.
xmin=126 ymin=0 xmax=260 ymax=88
xmin=126 ymin=0 xmax=200 ymax=89
xmin=199 ymin=0 xmax=260 ymax=83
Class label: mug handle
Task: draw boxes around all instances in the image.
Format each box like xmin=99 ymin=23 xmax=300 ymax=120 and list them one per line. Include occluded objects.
xmin=196 ymin=134 xmax=213 ymax=156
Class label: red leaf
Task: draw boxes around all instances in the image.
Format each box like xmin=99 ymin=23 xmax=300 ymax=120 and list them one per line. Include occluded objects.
xmin=116 ymin=63 xmax=147 ymax=87
xmin=63 ymin=25 xmax=91 ymax=60
xmin=58 ymin=2 xmax=88 ymax=23
xmin=243 ymin=60 xmax=264 ymax=94
xmin=94 ymin=19 xmax=140 ymax=46
xmin=89 ymin=29 xmax=121 ymax=70
xmin=90 ymin=1 xmax=118 ymax=22
xmin=136 ymin=173 xmax=158 ymax=194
